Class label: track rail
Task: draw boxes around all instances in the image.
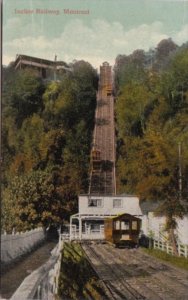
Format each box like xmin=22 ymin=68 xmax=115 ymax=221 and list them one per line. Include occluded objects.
xmin=82 ymin=243 xmax=146 ymax=300
xmin=82 ymin=243 xmax=188 ymax=300
xmin=89 ymin=63 xmax=116 ymax=195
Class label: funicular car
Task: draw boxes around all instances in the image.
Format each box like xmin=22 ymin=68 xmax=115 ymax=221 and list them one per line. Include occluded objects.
xmin=104 ymin=213 xmax=141 ymax=248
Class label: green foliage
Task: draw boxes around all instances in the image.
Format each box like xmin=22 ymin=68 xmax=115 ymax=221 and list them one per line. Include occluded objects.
xmin=2 ymin=168 xmax=66 ymax=232
xmin=116 ymin=83 xmax=153 ymax=137
xmin=142 ymin=248 xmax=188 ymax=271
xmin=114 ymin=51 xmax=147 ymax=91
xmin=159 ymin=48 xmax=188 ymax=115
xmin=3 ymin=69 xmax=45 ymax=127
xmin=115 ymin=42 xmax=188 ymax=238
xmin=2 ymin=60 xmax=97 ymax=231
xmin=154 ymin=38 xmax=178 ymax=71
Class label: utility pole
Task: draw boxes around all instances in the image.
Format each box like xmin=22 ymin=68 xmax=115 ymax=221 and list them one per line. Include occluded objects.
xmin=54 ymin=54 xmax=57 ymax=81
xmin=0 ymin=0 xmax=3 ymax=162
xmin=178 ymin=142 xmax=182 ymax=200
xmin=0 ymin=0 xmax=3 ymax=240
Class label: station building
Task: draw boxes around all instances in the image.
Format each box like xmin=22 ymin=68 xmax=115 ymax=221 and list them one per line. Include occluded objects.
xmin=70 ymin=194 xmax=142 ymax=240
xmin=69 ymin=195 xmax=188 ymax=245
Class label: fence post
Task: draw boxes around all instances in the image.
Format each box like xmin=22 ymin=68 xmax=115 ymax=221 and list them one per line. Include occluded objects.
xmin=167 ymin=243 xmax=169 ymax=254
xmin=178 ymin=244 xmax=181 ymax=257
xmin=151 ymin=238 xmax=187 ymax=258
xmin=37 ymin=285 xmax=41 ymax=299
xmin=184 ymin=245 xmax=188 ymax=258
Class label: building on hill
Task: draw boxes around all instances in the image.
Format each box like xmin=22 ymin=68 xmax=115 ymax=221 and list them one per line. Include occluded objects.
xmin=70 ymin=194 xmax=142 ymax=240
xmin=14 ymin=54 xmax=71 ymax=80
xmin=69 ymin=196 xmax=188 ymax=246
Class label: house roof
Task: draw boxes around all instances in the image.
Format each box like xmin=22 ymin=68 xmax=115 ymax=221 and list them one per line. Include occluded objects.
xmin=14 ymin=54 xmax=71 ymax=71
xmin=80 ymin=194 xmax=138 ymax=198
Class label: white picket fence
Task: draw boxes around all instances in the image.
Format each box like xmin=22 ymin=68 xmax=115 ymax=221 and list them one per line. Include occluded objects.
xmin=153 ymin=239 xmax=188 ymax=258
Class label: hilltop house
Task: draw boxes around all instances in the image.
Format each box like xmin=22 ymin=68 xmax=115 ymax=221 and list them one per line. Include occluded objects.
xmin=14 ymin=54 xmax=71 ymax=80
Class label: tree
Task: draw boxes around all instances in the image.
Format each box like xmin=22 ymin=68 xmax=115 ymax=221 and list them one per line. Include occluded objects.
xmin=115 ymin=44 xmax=188 ymax=254
xmin=155 ymin=189 xmax=186 ymax=255
xmin=2 ymin=59 xmax=98 ymax=232
xmin=116 ymin=83 xmax=153 ymax=137
xmin=2 ymin=168 xmax=70 ymax=232
xmin=114 ymin=51 xmax=147 ymax=92
xmin=154 ymin=38 xmax=178 ymax=71
xmin=3 ymin=69 xmax=45 ymax=128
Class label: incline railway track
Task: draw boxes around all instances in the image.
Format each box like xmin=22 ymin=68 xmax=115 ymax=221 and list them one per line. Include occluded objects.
xmin=89 ymin=62 xmax=116 ymax=195
xmin=82 ymin=243 xmax=146 ymax=300
xmin=82 ymin=243 xmax=188 ymax=300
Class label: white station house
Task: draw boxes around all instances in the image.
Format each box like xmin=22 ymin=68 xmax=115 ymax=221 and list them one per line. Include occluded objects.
xmin=70 ymin=194 xmax=142 ymax=240
xmin=69 ymin=195 xmax=188 ymax=245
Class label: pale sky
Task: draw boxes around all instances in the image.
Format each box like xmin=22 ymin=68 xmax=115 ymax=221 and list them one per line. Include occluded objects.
xmin=3 ymin=0 xmax=188 ymax=68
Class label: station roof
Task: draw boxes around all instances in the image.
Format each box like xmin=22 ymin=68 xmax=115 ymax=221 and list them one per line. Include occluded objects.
xmin=105 ymin=213 xmax=141 ymax=220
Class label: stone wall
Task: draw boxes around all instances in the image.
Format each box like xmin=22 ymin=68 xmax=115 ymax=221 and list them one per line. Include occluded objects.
xmin=1 ymin=228 xmax=46 ymax=265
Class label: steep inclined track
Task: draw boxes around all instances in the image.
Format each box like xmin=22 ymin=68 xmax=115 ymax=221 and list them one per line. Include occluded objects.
xmin=82 ymin=244 xmax=188 ymax=300
xmin=90 ymin=63 xmax=116 ymax=195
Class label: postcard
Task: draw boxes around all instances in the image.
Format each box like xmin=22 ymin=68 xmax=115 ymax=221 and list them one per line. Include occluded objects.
xmin=1 ymin=1 xmax=188 ymax=299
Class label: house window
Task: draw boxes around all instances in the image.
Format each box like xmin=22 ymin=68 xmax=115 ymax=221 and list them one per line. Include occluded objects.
xmin=88 ymin=198 xmax=103 ymax=207
xmin=113 ymin=199 xmax=122 ymax=208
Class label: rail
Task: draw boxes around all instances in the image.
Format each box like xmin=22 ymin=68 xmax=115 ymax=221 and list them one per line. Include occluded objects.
xmin=10 ymin=240 xmax=63 ymax=300
xmin=153 ymin=239 xmax=188 ymax=258
xmin=89 ymin=63 xmax=116 ymax=195
xmin=83 ymin=243 xmax=146 ymax=300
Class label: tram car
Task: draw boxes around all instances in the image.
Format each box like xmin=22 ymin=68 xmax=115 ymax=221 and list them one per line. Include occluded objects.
xmin=91 ymin=147 xmax=101 ymax=171
xmin=104 ymin=213 xmax=141 ymax=248
xmin=106 ymin=84 xmax=113 ymax=96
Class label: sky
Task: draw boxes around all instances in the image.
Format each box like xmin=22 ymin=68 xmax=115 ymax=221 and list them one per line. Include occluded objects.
xmin=3 ymin=0 xmax=188 ymax=68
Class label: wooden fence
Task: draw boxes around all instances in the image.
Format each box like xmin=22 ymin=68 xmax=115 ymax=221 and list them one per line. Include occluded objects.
xmin=153 ymin=239 xmax=188 ymax=258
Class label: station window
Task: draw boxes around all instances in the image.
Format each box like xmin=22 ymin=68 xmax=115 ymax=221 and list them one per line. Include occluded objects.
xmin=113 ymin=199 xmax=122 ymax=208
xmin=121 ymin=220 xmax=130 ymax=230
xmin=88 ymin=198 xmax=103 ymax=207
xmin=114 ymin=220 xmax=120 ymax=230
xmin=132 ymin=221 xmax=138 ymax=230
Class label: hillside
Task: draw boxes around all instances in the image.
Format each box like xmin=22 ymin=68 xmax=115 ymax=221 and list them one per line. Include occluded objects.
xmin=2 ymin=60 xmax=98 ymax=232
xmin=2 ymin=38 xmax=188 ymax=233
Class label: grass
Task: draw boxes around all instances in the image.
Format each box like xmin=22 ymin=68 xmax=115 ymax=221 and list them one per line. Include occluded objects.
xmin=142 ymin=247 xmax=188 ymax=271
xmin=58 ymin=242 xmax=107 ymax=300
